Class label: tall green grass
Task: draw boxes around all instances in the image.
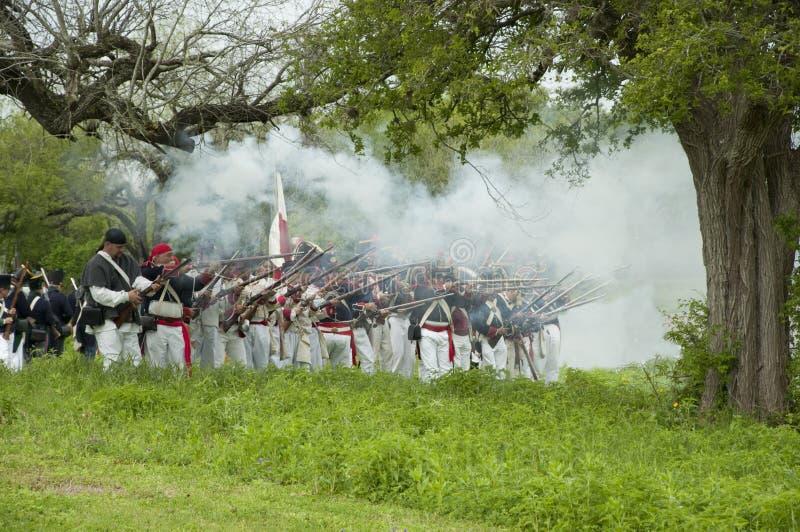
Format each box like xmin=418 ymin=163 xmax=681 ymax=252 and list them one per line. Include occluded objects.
xmin=1 ymin=351 xmax=799 ymax=529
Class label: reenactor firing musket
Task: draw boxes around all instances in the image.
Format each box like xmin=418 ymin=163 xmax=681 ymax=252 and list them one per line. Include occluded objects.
xmin=487 ymin=268 xmax=578 ymax=347
xmin=220 ymin=245 xmax=338 ymax=332
xmin=114 ymin=257 xmax=192 ymax=328
xmin=205 ymin=245 xmax=331 ymax=309
xmin=527 ymin=274 xmax=598 ymax=318
xmin=369 ymin=293 xmax=451 ymax=316
xmin=193 ymin=250 xmax=241 ymax=310
xmin=313 ymin=271 xmax=403 ymax=315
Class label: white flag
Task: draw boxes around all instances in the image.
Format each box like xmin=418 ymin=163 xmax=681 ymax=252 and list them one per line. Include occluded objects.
xmin=268 ymin=171 xmax=290 ymax=268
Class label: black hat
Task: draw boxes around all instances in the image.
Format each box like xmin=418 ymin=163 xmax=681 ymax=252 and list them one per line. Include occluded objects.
xmin=0 ymin=274 xmax=11 ymax=290
xmin=104 ymin=228 xmax=127 ymax=245
xmin=28 ymin=272 xmax=44 ymax=290
xmin=48 ymin=269 xmax=65 ymax=285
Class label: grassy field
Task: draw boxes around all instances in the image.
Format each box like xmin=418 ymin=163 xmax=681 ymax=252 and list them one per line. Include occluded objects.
xmin=1 ymin=350 xmax=799 ymax=530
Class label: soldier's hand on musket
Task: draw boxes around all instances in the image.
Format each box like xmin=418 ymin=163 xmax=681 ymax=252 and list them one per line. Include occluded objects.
xmin=7 ymin=307 xmax=16 ymax=316
xmin=378 ymin=308 xmax=390 ymax=318
xmin=149 ymin=276 xmax=164 ymax=293
xmin=2 ymin=316 xmax=12 ymax=325
xmin=259 ymin=290 xmax=275 ymax=304
xmin=128 ymin=289 xmax=143 ymax=305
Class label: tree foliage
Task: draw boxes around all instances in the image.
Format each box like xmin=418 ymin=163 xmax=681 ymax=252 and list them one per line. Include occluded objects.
xmin=0 ymin=113 xmax=106 ymax=276
xmin=0 ymin=0 xmax=337 ymax=151
xmin=298 ymin=0 xmax=800 ymax=416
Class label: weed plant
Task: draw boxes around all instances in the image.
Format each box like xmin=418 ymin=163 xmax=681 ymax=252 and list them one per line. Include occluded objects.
xmin=1 ymin=350 xmax=799 ymax=529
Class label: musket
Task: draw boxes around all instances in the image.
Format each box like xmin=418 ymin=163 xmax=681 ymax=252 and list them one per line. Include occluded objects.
xmin=2 ymin=265 xmax=27 ymax=340
xmin=312 ymin=271 xmax=403 ymax=312
xmin=514 ymin=336 xmax=539 ymax=381
xmin=194 ymin=252 xmax=298 ymax=267
xmin=537 ymin=293 xmax=607 ymax=320
xmin=518 ymin=268 xmax=578 ymax=315
xmin=206 ymin=245 xmax=328 ymax=309
xmin=70 ymin=277 xmax=78 ymax=291
xmin=493 ymin=247 xmax=511 ymax=265
xmin=528 ymin=274 xmax=594 ymax=318
xmin=114 ymin=258 xmax=192 ymax=328
xmin=487 ymin=268 xmax=578 ymax=347
xmin=193 ymin=250 xmax=241 ymax=309
xmin=357 ymin=260 xmax=430 ymax=274
xmin=550 ymin=280 xmax=611 ymax=310
xmin=281 ymin=247 xmax=375 ymax=301
xmin=220 ymin=245 xmax=338 ymax=332
xmin=375 ymin=293 xmax=451 ymax=314
xmin=40 ymin=268 xmax=51 ymax=288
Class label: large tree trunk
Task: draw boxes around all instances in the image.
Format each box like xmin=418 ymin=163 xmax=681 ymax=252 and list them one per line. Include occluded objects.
xmin=675 ymin=97 xmax=800 ymax=418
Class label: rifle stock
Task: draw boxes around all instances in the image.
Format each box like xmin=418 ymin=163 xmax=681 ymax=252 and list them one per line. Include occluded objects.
xmin=2 ymin=266 xmax=27 ymax=340
xmin=114 ymin=258 xmax=192 ymax=328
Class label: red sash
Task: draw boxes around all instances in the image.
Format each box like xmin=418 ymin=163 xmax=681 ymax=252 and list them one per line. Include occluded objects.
xmin=317 ymin=321 xmax=357 ymax=365
xmin=422 ymin=323 xmax=455 ymax=362
xmin=157 ymin=318 xmax=192 ymax=371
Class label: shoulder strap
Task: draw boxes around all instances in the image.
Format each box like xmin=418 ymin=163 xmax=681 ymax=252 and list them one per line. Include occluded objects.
xmin=420 ymin=298 xmax=452 ymax=326
xmin=97 ymin=251 xmax=132 ymax=288
xmin=163 ymin=280 xmax=181 ymax=303
xmin=30 ymin=296 xmax=41 ymax=311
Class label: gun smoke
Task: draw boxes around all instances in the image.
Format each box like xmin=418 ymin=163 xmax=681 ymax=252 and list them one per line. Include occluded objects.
xmin=158 ymin=128 xmax=706 ymax=369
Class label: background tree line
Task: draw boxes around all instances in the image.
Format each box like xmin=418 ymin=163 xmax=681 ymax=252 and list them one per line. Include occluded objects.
xmin=2 ymin=0 xmax=800 ymax=418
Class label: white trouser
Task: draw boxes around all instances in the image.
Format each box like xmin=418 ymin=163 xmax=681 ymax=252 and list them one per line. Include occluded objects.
xmin=370 ymin=320 xmax=392 ymax=371
xmin=353 ymin=326 xmax=376 ymax=374
xmin=216 ymin=328 xmax=246 ymax=367
xmin=418 ymin=327 xmax=452 ymax=382
xmin=324 ymin=332 xmax=354 ymax=369
xmin=385 ymin=315 xmax=415 ymax=377
xmin=145 ymin=322 xmax=188 ymax=369
xmin=292 ymin=326 xmax=312 ymax=369
xmin=452 ymin=333 xmax=472 ymax=371
xmin=506 ymin=339 xmax=519 ymax=377
xmin=247 ymin=323 xmax=272 ymax=370
xmin=196 ymin=325 xmax=219 ymax=368
xmin=93 ymin=320 xmax=142 ymax=370
xmin=308 ymin=327 xmax=324 ymax=370
xmin=480 ymin=336 xmax=508 ymax=378
xmin=283 ymin=329 xmax=299 ymax=364
xmin=0 ymin=333 xmax=23 ymax=371
xmin=532 ymin=324 xmax=561 ymax=384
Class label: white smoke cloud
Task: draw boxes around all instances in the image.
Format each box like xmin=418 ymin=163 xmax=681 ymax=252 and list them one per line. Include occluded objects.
xmin=159 ymin=128 xmax=706 ymax=368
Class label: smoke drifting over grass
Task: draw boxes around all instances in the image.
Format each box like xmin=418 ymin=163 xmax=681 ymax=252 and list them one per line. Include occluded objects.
xmin=161 ymin=128 xmax=705 ymax=368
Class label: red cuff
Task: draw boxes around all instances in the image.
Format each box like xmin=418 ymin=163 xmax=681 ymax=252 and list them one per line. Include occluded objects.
xmin=488 ymin=326 xmax=498 ymax=338
xmin=282 ymin=308 xmax=292 ymax=321
xmin=277 ymin=295 xmax=287 ymax=305
xmin=325 ymin=306 xmax=335 ymax=318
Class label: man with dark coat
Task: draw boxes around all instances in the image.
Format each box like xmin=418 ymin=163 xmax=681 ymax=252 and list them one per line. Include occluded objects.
xmin=79 ymin=228 xmax=159 ymax=370
xmin=26 ymin=272 xmax=58 ymax=358
xmin=45 ymin=269 xmax=72 ymax=356
xmin=1 ymin=270 xmax=30 ymax=370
